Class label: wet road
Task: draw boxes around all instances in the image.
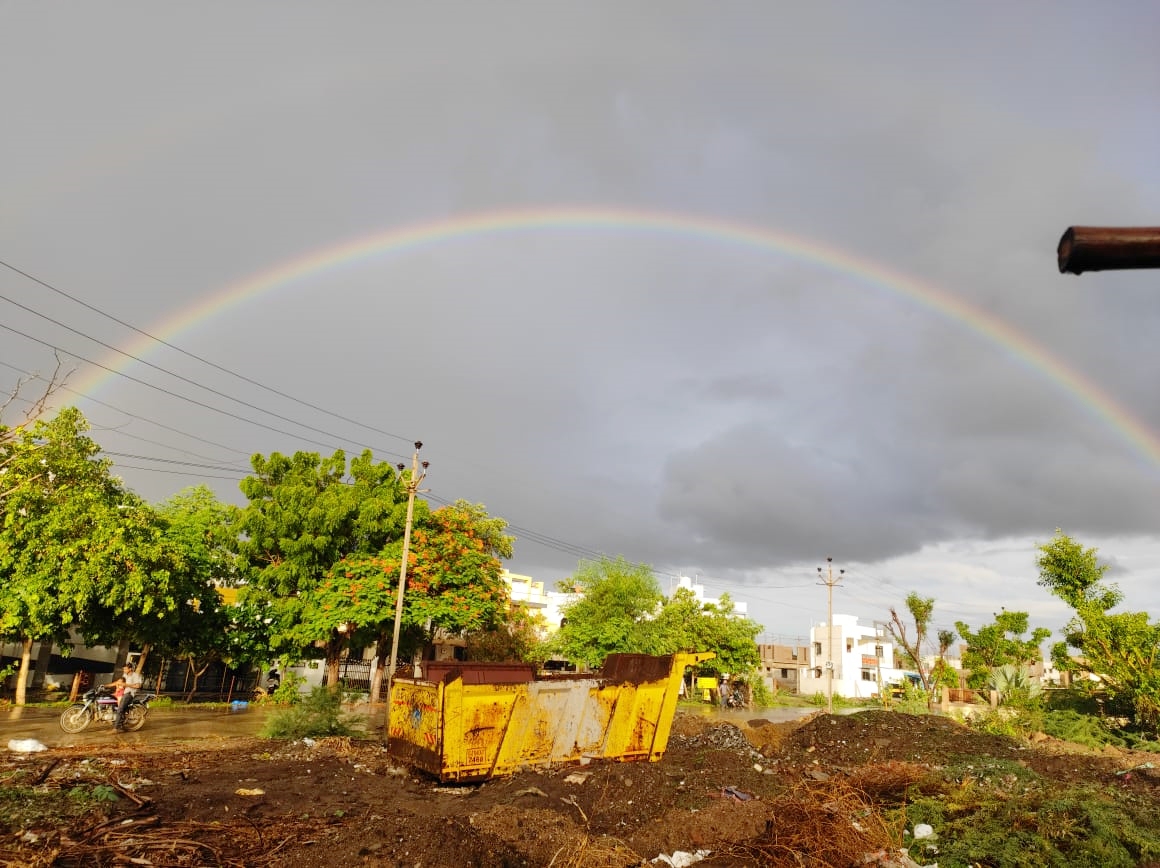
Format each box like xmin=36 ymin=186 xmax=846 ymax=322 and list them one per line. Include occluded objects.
xmin=2 ymin=702 xmax=825 ymax=749
xmin=1 ymin=704 xmax=387 ymax=748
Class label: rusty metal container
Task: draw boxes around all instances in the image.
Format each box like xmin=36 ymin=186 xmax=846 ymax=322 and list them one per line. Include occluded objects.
xmin=387 ymin=651 xmax=714 ymax=782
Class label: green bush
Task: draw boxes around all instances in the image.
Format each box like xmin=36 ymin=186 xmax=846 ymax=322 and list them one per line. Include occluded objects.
xmin=899 ymin=784 xmax=1160 ymax=867
xmin=259 ymin=686 xmax=365 ymax=739
xmin=967 ymin=706 xmax=1045 ymax=740
xmin=893 ymin=680 xmax=934 ymax=715
xmin=1041 ymin=709 xmax=1126 ymax=749
xmin=267 ymin=670 xmax=306 ymax=705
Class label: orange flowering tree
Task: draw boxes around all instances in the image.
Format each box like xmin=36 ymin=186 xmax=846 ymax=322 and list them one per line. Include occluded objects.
xmin=305 ymin=500 xmax=513 ymax=701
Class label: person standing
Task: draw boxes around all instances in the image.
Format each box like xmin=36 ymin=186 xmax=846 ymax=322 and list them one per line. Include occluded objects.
xmin=112 ymin=663 xmax=143 ymax=731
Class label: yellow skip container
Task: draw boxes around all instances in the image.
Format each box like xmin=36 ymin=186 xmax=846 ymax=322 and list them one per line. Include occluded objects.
xmin=387 ymin=652 xmax=714 ymax=782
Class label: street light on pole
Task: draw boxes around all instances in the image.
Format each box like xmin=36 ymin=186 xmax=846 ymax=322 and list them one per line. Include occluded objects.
xmin=817 ymin=557 xmax=844 ymax=715
xmin=386 ymin=442 xmax=427 ymax=738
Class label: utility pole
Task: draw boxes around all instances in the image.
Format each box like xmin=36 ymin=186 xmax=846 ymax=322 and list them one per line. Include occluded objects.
xmin=386 ymin=442 xmax=428 ymax=728
xmin=816 ymin=557 xmax=844 ymax=715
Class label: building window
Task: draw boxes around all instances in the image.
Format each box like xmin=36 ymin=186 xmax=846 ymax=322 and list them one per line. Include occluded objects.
xmin=813 ymin=668 xmax=822 ymax=678
xmin=861 ymin=670 xmax=873 ymax=681
xmin=813 ymin=642 xmax=822 ymax=655
xmin=791 ymin=648 xmax=799 ymax=660
xmin=875 ymin=645 xmax=883 ymax=659
xmin=780 ymin=668 xmax=789 ymax=678
xmin=846 ymin=639 xmax=854 ymax=652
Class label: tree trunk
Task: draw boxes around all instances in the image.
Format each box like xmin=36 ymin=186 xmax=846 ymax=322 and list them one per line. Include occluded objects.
xmin=14 ymin=637 xmax=33 ymax=706
xmin=114 ymin=636 xmax=131 ymax=670
xmin=370 ymin=632 xmax=391 ymax=705
xmin=182 ymin=657 xmax=212 ymax=703
xmin=31 ymin=639 xmax=53 ymax=689
xmin=136 ymin=643 xmax=152 ymax=677
xmin=325 ymin=635 xmax=347 ymax=693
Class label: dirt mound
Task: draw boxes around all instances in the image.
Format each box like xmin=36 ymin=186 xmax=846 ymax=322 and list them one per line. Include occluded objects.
xmin=783 ymin=709 xmax=1025 ymax=767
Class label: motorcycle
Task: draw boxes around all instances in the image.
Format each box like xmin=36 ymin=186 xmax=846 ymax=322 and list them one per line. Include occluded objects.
xmin=59 ymin=686 xmax=156 ymax=733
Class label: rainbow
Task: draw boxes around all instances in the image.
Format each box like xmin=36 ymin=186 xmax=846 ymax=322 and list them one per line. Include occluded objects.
xmin=77 ymin=205 xmax=1160 ymax=467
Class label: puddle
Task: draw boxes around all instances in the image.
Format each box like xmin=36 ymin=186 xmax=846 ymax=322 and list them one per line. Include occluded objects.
xmin=683 ymin=703 xmax=861 ymax=724
xmin=1 ymin=703 xmax=387 ymax=748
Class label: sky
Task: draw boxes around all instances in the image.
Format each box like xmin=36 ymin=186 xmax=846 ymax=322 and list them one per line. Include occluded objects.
xmin=2 ymin=4 xmax=1159 ymax=647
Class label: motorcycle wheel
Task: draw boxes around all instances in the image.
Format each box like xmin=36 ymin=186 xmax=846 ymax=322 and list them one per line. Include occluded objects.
xmin=122 ymin=704 xmax=148 ymax=732
xmin=60 ymin=704 xmax=93 ymax=733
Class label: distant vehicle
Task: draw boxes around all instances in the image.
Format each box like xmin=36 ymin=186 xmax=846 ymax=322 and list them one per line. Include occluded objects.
xmin=59 ymin=686 xmax=156 ymax=733
xmin=887 ymin=672 xmax=923 ymax=698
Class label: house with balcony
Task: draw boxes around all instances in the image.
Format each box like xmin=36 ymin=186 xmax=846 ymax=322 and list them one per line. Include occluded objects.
xmin=798 ymin=614 xmax=907 ymax=699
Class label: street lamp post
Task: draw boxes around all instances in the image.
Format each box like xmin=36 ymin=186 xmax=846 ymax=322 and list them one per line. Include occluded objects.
xmin=817 ymin=557 xmax=844 ymax=715
xmin=385 ymin=442 xmax=428 ymax=739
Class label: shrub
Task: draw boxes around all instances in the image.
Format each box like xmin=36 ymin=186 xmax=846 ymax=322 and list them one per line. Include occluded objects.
xmin=259 ymin=686 xmax=365 ymax=739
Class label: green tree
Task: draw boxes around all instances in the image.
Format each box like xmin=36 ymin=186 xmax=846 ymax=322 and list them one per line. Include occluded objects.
xmin=0 ymin=408 xmax=130 ymax=703
xmin=955 ymin=610 xmax=1050 ymax=689
xmin=466 ymin=604 xmax=547 ymax=665
xmin=548 ymin=557 xmax=664 ymax=669
xmin=650 ymin=587 xmax=761 ymax=676
xmin=304 ymin=499 xmax=514 ymax=701
xmin=139 ymin=487 xmax=250 ymax=698
xmin=1037 ymin=530 xmax=1160 ymax=730
xmin=232 ymin=449 xmax=411 ymax=684
xmin=887 ymin=592 xmax=935 ymax=691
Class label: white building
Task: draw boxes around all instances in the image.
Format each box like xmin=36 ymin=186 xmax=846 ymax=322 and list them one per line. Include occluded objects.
xmin=798 ymin=614 xmax=907 ymax=699
xmin=669 ymin=575 xmax=748 ymax=615
xmin=502 ymin=569 xmax=574 ymax=637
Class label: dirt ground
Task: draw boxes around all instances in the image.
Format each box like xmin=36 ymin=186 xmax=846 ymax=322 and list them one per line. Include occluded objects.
xmin=4 ymin=709 xmax=1160 ymax=867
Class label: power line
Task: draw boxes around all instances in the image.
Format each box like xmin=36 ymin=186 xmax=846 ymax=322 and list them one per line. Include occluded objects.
xmin=0 ymin=358 xmax=254 ymax=458
xmin=110 ymin=461 xmax=245 ymax=481
xmin=0 ymin=290 xmax=409 ymax=460
xmin=0 ymin=257 xmax=415 ymax=446
xmin=0 ymin=319 xmax=373 ymax=455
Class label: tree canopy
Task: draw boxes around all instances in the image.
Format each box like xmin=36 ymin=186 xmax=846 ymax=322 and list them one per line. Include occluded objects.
xmin=1037 ymin=530 xmax=1160 ymax=730
xmin=955 ymin=610 xmax=1050 ymax=689
xmin=548 ymin=557 xmax=761 ymax=674
xmin=0 ymin=408 xmax=138 ymax=702
xmin=231 ymin=448 xmax=412 ymax=668
xmin=886 ymin=592 xmax=935 ymax=690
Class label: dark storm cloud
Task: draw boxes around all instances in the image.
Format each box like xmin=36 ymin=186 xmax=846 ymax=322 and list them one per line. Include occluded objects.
xmin=2 ymin=3 xmax=1159 ymax=635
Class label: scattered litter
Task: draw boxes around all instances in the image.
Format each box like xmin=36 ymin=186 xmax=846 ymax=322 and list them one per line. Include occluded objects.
xmin=860 ymin=848 xmax=934 ymax=867
xmin=723 ymin=786 xmax=754 ymax=802
xmin=514 ymin=786 xmax=548 ymax=798
xmin=433 ymin=786 xmax=472 ymax=796
xmin=301 ymin=738 xmax=316 ymax=747
xmin=1117 ymin=761 xmax=1155 ymax=776
xmin=912 ymin=823 xmax=934 ymax=840
xmin=7 ymin=739 xmax=47 ymax=753
xmin=650 ymin=849 xmax=711 ymax=866
xmin=234 ymin=788 xmax=265 ymax=796
xmin=561 ymin=793 xmax=588 ymax=822
xmin=564 ymin=772 xmax=590 ymax=784
xmin=753 ymin=763 xmax=763 ymax=773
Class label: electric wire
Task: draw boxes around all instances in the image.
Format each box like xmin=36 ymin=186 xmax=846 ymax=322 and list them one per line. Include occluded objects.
xmin=0 ymin=319 xmax=370 ymax=455
xmin=0 ymin=358 xmax=253 ymax=458
xmin=2 ymin=358 xmax=251 ymax=464
xmin=0 ymin=257 xmax=415 ymax=445
xmin=0 ymin=290 xmax=409 ymax=460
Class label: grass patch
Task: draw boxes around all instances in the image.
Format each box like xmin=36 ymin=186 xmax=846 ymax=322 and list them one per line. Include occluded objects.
xmin=0 ymin=783 xmax=119 ymax=833
xmin=259 ymin=686 xmax=365 ymax=739
xmin=898 ymin=784 xmax=1160 ymax=867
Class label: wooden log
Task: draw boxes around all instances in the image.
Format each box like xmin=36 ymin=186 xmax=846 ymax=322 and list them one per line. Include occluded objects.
xmin=1058 ymin=226 xmax=1160 ymax=274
